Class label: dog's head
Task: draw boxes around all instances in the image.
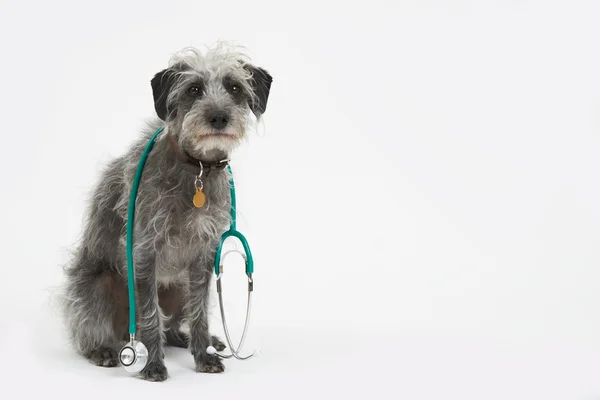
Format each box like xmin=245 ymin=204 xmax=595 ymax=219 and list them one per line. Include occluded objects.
xmin=150 ymin=44 xmax=272 ymax=159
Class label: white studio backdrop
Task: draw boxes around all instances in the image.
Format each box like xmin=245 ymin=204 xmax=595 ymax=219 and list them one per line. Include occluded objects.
xmin=1 ymin=0 xmax=600 ymax=399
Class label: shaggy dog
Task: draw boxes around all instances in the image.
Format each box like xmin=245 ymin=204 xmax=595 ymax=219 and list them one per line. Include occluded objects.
xmin=62 ymin=43 xmax=272 ymax=381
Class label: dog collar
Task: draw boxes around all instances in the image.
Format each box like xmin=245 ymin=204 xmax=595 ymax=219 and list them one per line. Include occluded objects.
xmin=168 ymin=133 xmax=230 ymax=176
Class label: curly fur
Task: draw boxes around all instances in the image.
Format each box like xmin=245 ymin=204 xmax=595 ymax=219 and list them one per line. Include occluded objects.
xmin=60 ymin=42 xmax=272 ymax=382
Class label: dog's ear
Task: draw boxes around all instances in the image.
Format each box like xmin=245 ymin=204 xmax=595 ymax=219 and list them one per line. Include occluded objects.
xmin=245 ymin=65 xmax=273 ymax=118
xmin=150 ymin=68 xmax=177 ymax=121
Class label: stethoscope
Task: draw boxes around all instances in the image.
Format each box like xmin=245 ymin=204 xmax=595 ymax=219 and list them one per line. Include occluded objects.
xmin=118 ymin=126 xmax=255 ymax=373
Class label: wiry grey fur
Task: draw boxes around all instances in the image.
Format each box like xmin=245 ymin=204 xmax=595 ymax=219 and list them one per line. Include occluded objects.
xmin=61 ymin=43 xmax=272 ymax=381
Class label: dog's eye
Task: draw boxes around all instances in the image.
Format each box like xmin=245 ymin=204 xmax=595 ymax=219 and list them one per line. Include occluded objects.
xmin=231 ymin=85 xmax=240 ymax=94
xmin=187 ymin=85 xmax=201 ymax=96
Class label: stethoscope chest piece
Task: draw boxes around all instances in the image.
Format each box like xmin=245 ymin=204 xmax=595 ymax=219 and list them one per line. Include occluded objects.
xmin=119 ymin=338 xmax=148 ymax=373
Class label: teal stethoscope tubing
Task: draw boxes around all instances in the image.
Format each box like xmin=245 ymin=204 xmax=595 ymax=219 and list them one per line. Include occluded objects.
xmin=126 ymin=126 xmax=164 ymax=335
xmin=126 ymin=126 xmax=255 ymax=360
xmin=214 ymin=164 xmax=254 ymax=276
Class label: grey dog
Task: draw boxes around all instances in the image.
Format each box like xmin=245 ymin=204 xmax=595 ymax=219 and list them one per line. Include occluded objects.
xmin=61 ymin=43 xmax=272 ymax=382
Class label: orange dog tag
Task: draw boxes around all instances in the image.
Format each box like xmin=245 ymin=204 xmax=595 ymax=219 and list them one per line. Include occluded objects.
xmin=193 ymin=188 xmax=206 ymax=208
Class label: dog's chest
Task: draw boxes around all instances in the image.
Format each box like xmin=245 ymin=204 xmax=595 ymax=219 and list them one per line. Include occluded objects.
xmin=156 ymin=198 xmax=231 ymax=286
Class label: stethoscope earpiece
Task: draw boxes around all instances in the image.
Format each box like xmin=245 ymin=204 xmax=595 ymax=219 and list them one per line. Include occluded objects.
xmin=119 ymin=338 xmax=148 ymax=373
xmin=207 ymin=249 xmax=255 ymax=360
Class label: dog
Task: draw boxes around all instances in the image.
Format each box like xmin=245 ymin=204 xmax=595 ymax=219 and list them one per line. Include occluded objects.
xmin=61 ymin=43 xmax=272 ymax=381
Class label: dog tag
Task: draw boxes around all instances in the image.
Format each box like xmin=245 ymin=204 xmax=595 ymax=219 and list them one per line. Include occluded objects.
xmin=193 ymin=188 xmax=206 ymax=208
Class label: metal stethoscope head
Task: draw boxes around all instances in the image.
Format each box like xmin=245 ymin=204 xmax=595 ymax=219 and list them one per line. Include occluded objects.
xmin=119 ymin=335 xmax=149 ymax=373
xmin=118 ymin=126 xmax=255 ymax=374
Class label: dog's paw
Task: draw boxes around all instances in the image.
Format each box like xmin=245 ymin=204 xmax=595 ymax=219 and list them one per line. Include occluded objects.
xmin=195 ymin=355 xmax=225 ymax=373
xmin=87 ymin=347 xmax=119 ymax=367
xmin=211 ymin=335 xmax=227 ymax=352
xmin=140 ymin=362 xmax=168 ymax=382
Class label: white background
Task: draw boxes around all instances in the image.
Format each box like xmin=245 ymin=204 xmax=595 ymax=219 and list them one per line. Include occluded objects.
xmin=1 ymin=0 xmax=600 ymax=398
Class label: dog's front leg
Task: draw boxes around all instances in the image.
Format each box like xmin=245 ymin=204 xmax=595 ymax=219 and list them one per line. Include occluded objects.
xmin=188 ymin=257 xmax=225 ymax=373
xmin=136 ymin=254 xmax=168 ymax=381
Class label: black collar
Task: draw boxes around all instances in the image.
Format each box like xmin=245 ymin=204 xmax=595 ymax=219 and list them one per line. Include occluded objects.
xmin=168 ymin=133 xmax=230 ymax=176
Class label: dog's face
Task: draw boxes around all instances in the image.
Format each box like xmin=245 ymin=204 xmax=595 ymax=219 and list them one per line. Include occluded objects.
xmin=151 ymin=46 xmax=272 ymax=159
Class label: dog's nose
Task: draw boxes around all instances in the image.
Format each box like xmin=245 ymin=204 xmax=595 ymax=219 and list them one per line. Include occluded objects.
xmin=208 ymin=113 xmax=229 ymax=130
